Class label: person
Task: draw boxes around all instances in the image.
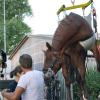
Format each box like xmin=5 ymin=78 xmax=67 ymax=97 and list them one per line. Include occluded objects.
xmin=8 ymin=65 xmax=23 ymax=93
xmin=0 ymin=49 xmax=7 ymax=73
xmin=3 ymin=66 xmax=23 ymax=100
xmin=1 ymin=54 xmax=44 ymax=100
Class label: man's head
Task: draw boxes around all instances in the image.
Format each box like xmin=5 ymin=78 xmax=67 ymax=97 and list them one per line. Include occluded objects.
xmin=19 ymin=54 xmax=33 ymax=69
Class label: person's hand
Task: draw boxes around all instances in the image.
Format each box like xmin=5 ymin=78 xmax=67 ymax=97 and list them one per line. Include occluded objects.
xmin=1 ymin=89 xmax=7 ymax=96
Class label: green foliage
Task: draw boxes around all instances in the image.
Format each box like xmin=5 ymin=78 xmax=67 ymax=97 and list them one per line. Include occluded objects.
xmin=73 ymin=82 xmax=80 ymax=100
xmin=85 ymin=69 xmax=100 ymax=99
xmin=0 ymin=0 xmax=32 ymax=20
xmin=0 ymin=0 xmax=32 ymax=54
xmin=73 ymin=69 xmax=100 ymax=100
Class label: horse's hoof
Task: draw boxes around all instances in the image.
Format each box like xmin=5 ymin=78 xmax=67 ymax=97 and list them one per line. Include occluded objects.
xmin=83 ymin=95 xmax=88 ymax=100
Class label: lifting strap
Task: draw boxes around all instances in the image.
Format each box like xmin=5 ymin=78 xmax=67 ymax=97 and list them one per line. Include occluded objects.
xmin=57 ymin=0 xmax=93 ymax=15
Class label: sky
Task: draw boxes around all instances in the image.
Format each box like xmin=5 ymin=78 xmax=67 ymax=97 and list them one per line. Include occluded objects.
xmin=24 ymin=0 xmax=100 ymax=35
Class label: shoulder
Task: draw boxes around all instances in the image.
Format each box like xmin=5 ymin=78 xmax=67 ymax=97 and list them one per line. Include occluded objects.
xmin=17 ymin=74 xmax=28 ymax=89
xmin=9 ymin=81 xmax=17 ymax=87
xmin=33 ymin=70 xmax=44 ymax=75
xmin=9 ymin=80 xmax=17 ymax=85
xmin=8 ymin=80 xmax=17 ymax=92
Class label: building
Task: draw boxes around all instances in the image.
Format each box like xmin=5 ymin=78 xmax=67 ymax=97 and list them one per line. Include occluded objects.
xmin=9 ymin=34 xmax=52 ymax=71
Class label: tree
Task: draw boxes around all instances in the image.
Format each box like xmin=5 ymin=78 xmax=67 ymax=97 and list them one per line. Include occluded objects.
xmin=0 ymin=0 xmax=32 ymax=54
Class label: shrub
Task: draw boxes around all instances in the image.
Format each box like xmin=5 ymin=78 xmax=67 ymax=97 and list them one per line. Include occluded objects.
xmin=73 ymin=69 xmax=100 ymax=100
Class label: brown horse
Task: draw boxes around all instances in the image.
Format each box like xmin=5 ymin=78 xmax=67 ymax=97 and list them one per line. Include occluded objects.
xmin=43 ymin=12 xmax=100 ymax=100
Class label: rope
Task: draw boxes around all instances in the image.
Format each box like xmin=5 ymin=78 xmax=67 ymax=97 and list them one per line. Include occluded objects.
xmin=57 ymin=15 xmax=60 ymax=25
xmin=90 ymin=1 xmax=98 ymax=39
xmin=57 ymin=5 xmax=66 ymax=25
xmin=71 ymin=0 xmax=75 ymax=6
xmin=82 ymin=8 xmax=85 ymax=18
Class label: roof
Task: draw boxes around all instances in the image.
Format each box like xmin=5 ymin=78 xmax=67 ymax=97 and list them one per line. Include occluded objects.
xmin=9 ymin=35 xmax=28 ymax=59
xmin=9 ymin=34 xmax=52 ymax=59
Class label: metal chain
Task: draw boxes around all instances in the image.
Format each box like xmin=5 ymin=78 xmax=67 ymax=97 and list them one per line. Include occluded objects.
xmin=50 ymin=80 xmax=54 ymax=100
xmin=45 ymin=76 xmax=61 ymax=100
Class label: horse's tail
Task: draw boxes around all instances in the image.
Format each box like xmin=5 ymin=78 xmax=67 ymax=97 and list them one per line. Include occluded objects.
xmin=91 ymin=40 xmax=100 ymax=72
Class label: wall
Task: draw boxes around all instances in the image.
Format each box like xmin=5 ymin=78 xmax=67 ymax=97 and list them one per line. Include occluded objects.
xmin=10 ymin=35 xmax=52 ymax=71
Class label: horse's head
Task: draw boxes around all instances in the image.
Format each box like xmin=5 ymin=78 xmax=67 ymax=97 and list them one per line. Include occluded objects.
xmin=43 ymin=42 xmax=63 ymax=78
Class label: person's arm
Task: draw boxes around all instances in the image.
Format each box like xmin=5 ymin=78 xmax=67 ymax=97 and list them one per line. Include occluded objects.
xmin=1 ymin=86 xmax=25 ymax=100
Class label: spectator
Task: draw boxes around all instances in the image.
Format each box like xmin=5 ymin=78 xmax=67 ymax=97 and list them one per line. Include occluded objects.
xmin=1 ymin=54 xmax=44 ymax=100
xmin=8 ymin=65 xmax=23 ymax=93
xmin=3 ymin=66 xmax=23 ymax=100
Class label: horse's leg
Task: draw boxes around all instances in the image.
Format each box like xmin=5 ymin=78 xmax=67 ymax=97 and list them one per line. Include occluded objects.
xmin=75 ymin=69 xmax=88 ymax=100
xmin=90 ymin=41 xmax=100 ymax=72
xmin=75 ymin=61 xmax=89 ymax=100
xmin=71 ymin=49 xmax=89 ymax=100
xmin=62 ymin=65 xmax=72 ymax=100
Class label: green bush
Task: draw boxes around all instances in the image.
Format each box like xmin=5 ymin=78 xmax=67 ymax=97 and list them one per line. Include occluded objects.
xmin=85 ymin=69 xmax=100 ymax=99
xmin=73 ymin=69 xmax=100 ymax=100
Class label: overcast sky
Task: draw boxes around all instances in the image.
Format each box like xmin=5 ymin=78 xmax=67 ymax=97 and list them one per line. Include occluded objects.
xmin=24 ymin=0 xmax=100 ymax=35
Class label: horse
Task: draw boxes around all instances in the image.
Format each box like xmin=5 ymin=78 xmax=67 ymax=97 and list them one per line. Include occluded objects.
xmin=43 ymin=12 xmax=100 ymax=100
xmin=0 ymin=49 xmax=7 ymax=74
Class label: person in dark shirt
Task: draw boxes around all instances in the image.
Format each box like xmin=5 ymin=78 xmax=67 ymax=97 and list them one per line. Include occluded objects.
xmin=7 ymin=80 xmax=17 ymax=92
xmin=7 ymin=65 xmax=23 ymax=100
